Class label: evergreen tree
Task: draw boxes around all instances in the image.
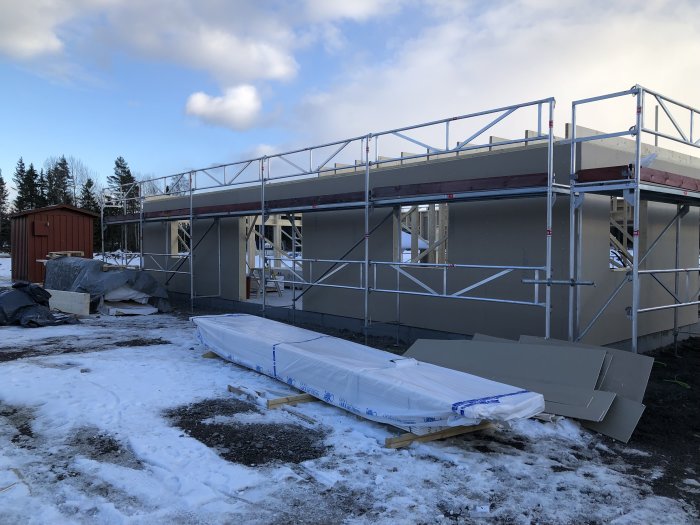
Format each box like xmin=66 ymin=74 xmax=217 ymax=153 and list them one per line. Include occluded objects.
xmin=107 ymin=156 xmax=139 ymax=209
xmin=13 ymin=158 xmax=41 ymax=212
xmin=36 ymin=169 xmax=48 ymax=208
xmin=45 ymin=155 xmax=73 ymax=205
xmin=11 ymin=157 xmax=26 ymax=211
xmin=79 ymin=177 xmax=101 ymax=251
xmin=79 ymin=177 xmax=99 ymax=212
xmin=105 ymin=156 xmax=139 ymax=251
xmin=26 ymin=164 xmax=40 ymax=209
xmin=57 ymin=155 xmax=73 ymax=205
xmin=0 ymin=169 xmax=9 ymax=250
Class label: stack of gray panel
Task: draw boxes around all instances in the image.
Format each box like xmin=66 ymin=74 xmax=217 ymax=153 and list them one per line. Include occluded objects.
xmin=403 ymin=335 xmax=653 ymax=443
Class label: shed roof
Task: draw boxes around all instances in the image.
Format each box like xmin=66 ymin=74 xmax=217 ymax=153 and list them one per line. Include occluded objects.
xmin=11 ymin=204 xmax=99 ymax=219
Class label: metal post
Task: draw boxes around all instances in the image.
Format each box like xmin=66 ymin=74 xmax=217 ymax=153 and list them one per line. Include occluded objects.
xmin=100 ymin=198 xmax=105 ymax=258
xmin=631 ymin=86 xmax=645 ymax=353
xmin=545 ymin=99 xmax=554 ymax=339
xmin=189 ymin=171 xmax=194 ymax=312
xmin=363 ymin=135 xmax=372 ymax=340
xmin=568 ymin=104 xmax=577 ymax=341
xmin=122 ymin=191 xmax=127 ymax=266
xmin=395 ymin=206 xmax=401 ymax=344
xmin=655 ymin=105 xmax=659 ymax=147
xmin=291 ymin=212 xmax=297 ymax=324
xmin=217 ymin=217 xmax=222 ymax=297
xmin=139 ymin=195 xmax=144 ymax=270
xmin=261 ymin=158 xmax=266 ymax=317
xmin=576 ymin=198 xmax=583 ymax=336
xmin=673 ymin=204 xmax=680 ymax=351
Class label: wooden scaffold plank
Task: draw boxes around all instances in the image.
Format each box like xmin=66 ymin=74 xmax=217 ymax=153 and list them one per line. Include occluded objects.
xmin=384 ymin=422 xmax=493 ymax=449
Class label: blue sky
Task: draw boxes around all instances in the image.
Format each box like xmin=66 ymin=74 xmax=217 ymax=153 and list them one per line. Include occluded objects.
xmin=1 ymin=0 xmax=699 ymax=197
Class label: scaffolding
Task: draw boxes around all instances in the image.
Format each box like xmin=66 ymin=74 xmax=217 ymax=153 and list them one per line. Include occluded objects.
xmin=102 ymin=85 xmax=700 ymax=351
xmin=569 ymin=85 xmax=700 ymax=352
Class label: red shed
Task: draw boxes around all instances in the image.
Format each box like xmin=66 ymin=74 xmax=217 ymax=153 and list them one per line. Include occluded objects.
xmin=10 ymin=204 xmax=98 ymax=283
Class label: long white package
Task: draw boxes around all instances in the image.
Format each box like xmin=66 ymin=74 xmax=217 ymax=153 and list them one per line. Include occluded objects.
xmin=192 ymin=314 xmax=544 ymax=432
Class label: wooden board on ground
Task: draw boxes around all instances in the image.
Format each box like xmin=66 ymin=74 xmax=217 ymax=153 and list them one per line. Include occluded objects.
xmin=227 ymin=384 xmax=264 ymax=404
xmin=227 ymin=384 xmax=318 ymax=423
xmin=266 ymin=393 xmax=318 ymax=409
xmin=385 ymin=422 xmax=493 ymax=449
xmin=46 ymin=289 xmax=90 ymax=316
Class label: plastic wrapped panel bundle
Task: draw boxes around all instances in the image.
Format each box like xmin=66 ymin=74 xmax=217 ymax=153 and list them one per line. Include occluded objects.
xmin=192 ymin=314 xmax=544 ymax=432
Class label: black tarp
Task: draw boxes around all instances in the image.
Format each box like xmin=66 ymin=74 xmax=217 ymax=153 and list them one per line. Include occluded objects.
xmin=0 ymin=282 xmax=77 ymax=327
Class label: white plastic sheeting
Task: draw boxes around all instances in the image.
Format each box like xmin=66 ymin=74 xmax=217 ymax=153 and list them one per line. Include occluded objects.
xmin=191 ymin=314 xmax=544 ymax=432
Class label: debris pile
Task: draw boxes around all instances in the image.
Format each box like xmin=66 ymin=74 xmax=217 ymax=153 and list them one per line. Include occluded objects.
xmin=0 ymin=282 xmax=78 ymax=327
xmin=44 ymin=256 xmax=171 ymax=314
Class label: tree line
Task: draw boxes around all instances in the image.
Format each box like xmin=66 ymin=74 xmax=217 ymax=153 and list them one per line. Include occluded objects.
xmin=0 ymin=155 xmax=139 ymax=253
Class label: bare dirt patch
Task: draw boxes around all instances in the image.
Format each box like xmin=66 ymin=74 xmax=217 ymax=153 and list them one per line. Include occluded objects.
xmin=113 ymin=337 xmax=171 ymax=347
xmin=68 ymin=427 xmax=143 ymax=469
xmin=165 ymin=398 xmax=328 ymax=467
xmin=0 ymin=403 xmax=36 ymax=449
xmin=0 ymin=336 xmax=172 ymax=363
xmin=610 ymin=337 xmax=700 ymax=511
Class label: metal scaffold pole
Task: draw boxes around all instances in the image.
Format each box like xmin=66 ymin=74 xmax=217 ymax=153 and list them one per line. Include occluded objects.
xmin=100 ymin=200 xmax=105 ymax=258
xmin=363 ymin=134 xmax=372 ymax=339
xmin=139 ymin=194 xmax=144 ymax=270
xmin=291 ymin=212 xmax=297 ymax=324
xmin=631 ymin=86 xmax=645 ymax=353
xmin=545 ymin=99 xmax=555 ymax=339
xmin=122 ymin=191 xmax=127 ymax=265
xmin=189 ymin=171 xmax=194 ymax=313
xmin=261 ymin=158 xmax=267 ymax=317
xmin=568 ymin=103 xmax=577 ymax=341
xmin=216 ymin=217 xmax=222 ymax=297
xmin=673 ymin=203 xmax=681 ymax=351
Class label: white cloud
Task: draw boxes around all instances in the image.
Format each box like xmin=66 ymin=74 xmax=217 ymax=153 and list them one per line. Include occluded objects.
xmin=0 ymin=1 xmax=407 ymax=77
xmin=3 ymin=0 xmax=699 ymax=144
xmin=104 ymin=7 xmax=299 ymax=84
xmin=0 ymin=0 xmax=119 ymax=60
xmin=0 ymin=1 xmax=71 ymax=59
xmin=294 ymin=1 xmax=700 ymax=152
xmin=186 ymin=85 xmax=262 ymax=130
xmin=304 ymin=0 xmax=406 ymax=22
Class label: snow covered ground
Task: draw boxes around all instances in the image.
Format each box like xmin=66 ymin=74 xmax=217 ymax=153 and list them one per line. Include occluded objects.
xmin=0 ymin=260 xmax=698 ymax=524
xmin=1 ymin=316 xmax=697 ymax=524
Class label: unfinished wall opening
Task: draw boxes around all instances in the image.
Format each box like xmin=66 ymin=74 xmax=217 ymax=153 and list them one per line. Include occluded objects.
xmin=609 ymin=197 xmax=633 ymax=270
xmin=399 ymin=204 xmax=449 ymax=264
xmin=244 ymin=214 xmax=302 ymax=305
xmin=608 ymin=197 xmax=650 ymax=272
xmin=169 ymin=220 xmax=190 ymax=256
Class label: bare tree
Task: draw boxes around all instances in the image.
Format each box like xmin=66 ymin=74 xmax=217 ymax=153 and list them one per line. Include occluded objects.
xmin=68 ymin=156 xmax=96 ymax=201
xmin=137 ymin=173 xmax=161 ymax=197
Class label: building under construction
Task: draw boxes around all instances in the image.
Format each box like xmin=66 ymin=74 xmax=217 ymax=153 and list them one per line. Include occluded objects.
xmin=104 ymin=86 xmax=700 ymax=353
